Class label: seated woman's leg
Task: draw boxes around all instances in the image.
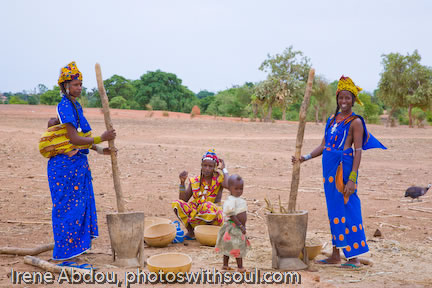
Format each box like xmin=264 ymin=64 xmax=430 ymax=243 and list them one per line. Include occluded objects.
xmin=195 ymin=201 xmax=224 ymax=226
xmin=172 ymin=200 xmax=196 ymax=237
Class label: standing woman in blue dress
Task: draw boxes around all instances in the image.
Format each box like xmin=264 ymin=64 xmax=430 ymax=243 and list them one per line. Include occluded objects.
xmin=47 ymin=61 xmax=116 ymax=261
xmin=292 ymin=76 xmax=386 ymax=268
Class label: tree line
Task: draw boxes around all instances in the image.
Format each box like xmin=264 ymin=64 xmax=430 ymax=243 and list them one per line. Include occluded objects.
xmin=1 ymin=47 xmax=431 ymax=127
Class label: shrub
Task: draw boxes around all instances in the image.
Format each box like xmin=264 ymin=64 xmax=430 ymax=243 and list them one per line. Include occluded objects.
xmin=149 ymin=96 xmax=167 ymax=111
xmin=9 ymin=96 xmax=27 ymax=104
xmin=426 ymin=110 xmax=432 ymax=125
xmin=412 ymin=107 xmax=427 ymax=127
xmin=367 ymin=115 xmax=380 ymax=124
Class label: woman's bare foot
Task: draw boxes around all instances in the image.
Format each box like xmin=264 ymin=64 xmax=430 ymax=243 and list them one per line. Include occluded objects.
xmin=237 ymin=267 xmax=246 ymax=273
xmin=222 ymin=265 xmax=233 ymax=271
xmin=184 ymin=224 xmax=195 ymax=239
xmin=316 ymin=247 xmax=341 ymax=264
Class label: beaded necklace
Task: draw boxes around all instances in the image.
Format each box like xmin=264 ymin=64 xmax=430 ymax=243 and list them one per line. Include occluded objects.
xmin=330 ymin=112 xmax=352 ymax=134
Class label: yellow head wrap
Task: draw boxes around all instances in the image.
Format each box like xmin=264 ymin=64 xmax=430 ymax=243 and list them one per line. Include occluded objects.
xmin=58 ymin=61 xmax=83 ymax=86
xmin=336 ymin=75 xmax=363 ymax=106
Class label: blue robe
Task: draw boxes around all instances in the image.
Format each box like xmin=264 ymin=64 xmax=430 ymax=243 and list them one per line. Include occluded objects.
xmin=47 ymin=96 xmax=98 ymax=260
xmin=322 ymin=112 xmax=386 ymax=259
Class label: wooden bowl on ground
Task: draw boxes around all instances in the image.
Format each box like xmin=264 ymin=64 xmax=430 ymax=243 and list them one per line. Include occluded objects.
xmin=144 ymin=223 xmax=176 ymax=247
xmin=145 ymin=217 xmax=171 ymax=229
xmin=194 ymin=225 xmax=221 ymax=246
xmin=147 ymin=253 xmax=192 ymax=273
xmin=299 ymin=244 xmax=323 ymax=260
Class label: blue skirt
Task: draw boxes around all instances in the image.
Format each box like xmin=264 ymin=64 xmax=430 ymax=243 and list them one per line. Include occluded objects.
xmin=47 ymin=152 xmax=98 ymax=260
xmin=322 ymin=147 xmax=369 ymax=259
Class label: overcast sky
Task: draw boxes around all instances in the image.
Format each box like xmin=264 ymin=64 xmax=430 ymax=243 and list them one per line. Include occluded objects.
xmin=1 ymin=0 xmax=431 ymax=95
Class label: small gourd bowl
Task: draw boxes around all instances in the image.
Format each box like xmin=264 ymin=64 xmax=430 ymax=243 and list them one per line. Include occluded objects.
xmin=194 ymin=225 xmax=221 ymax=246
xmin=147 ymin=253 xmax=192 ymax=274
xmin=144 ymin=223 xmax=176 ymax=247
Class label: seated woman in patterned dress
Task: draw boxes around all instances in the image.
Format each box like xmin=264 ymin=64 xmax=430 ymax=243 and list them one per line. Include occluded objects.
xmin=172 ymin=149 xmax=229 ymax=239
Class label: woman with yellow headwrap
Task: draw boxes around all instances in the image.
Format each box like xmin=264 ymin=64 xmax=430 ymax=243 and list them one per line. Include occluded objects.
xmin=292 ymin=76 xmax=386 ymax=268
xmin=46 ymin=62 xmax=116 ymax=262
xmin=172 ymin=149 xmax=229 ymax=240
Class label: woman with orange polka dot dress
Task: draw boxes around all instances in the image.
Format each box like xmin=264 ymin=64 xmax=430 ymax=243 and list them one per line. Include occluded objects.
xmin=47 ymin=62 xmax=116 ymax=261
xmin=293 ymin=76 xmax=386 ymax=268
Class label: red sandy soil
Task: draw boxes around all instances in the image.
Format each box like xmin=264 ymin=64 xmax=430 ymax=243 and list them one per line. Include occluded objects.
xmin=0 ymin=104 xmax=431 ymax=287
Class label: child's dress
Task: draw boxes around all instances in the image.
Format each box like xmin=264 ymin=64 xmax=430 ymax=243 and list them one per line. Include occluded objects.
xmin=215 ymin=195 xmax=250 ymax=258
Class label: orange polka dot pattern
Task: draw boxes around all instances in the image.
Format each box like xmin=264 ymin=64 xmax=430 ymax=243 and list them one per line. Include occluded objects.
xmin=322 ymin=111 xmax=382 ymax=260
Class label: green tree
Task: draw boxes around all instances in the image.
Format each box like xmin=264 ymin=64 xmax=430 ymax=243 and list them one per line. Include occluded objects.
xmin=258 ymin=46 xmax=311 ymax=121
xmin=311 ymin=75 xmax=332 ymax=123
xmin=9 ymin=96 xmax=28 ymax=104
xmin=411 ymin=107 xmax=427 ymax=127
xmin=109 ymin=96 xmax=129 ymax=109
xmin=371 ymin=89 xmax=385 ymax=115
xmin=425 ymin=110 xmax=432 ymax=125
xmin=134 ymin=70 xmax=197 ymax=112
xmin=253 ymin=79 xmax=278 ymax=121
xmin=408 ymin=65 xmax=432 ymax=121
xmin=90 ymin=75 xmax=136 ymax=109
xmin=104 ymin=75 xmax=136 ymax=101
xmin=199 ymin=94 xmax=215 ymax=113
xmin=127 ymin=100 xmax=141 ymax=110
xmin=249 ymin=93 xmax=266 ymax=121
xmin=40 ymin=86 xmax=61 ymax=105
xmin=78 ymin=87 xmax=90 ymax=107
xmin=149 ymin=95 xmax=168 ymax=110
xmin=37 ymin=84 xmax=48 ymax=94
xmin=196 ymin=90 xmax=215 ymax=99
xmin=86 ymin=88 xmax=102 ymax=108
xmin=27 ymin=95 xmax=39 ymax=105
xmin=206 ymin=85 xmax=252 ymax=117
xmin=352 ymin=92 xmax=380 ymax=123
xmin=378 ymin=50 xmax=432 ymax=127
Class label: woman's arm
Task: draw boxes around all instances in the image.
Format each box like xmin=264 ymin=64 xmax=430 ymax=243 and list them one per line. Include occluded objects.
xmin=345 ymin=119 xmax=364 ymax=196
xmin=65 ymin=123 xmax=116 ymax=145
xmin=292 ymin=136 xmax=326 ymax=164
xmin=179 ymin=183 xmax=193 ymax=202
xmin=219 ymin=159 xmax=230 ymax=189
xmin=91 ymin=145 xmax=117 ymax=155
xmin=215 ymin=187 xmax=223 ymax=203
xmin=178 ymin=171 xmax=192 ymax=202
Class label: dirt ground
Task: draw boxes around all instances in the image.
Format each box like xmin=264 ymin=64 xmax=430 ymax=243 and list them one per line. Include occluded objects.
xmin=0 ymin=104 xmax=431 ymax=288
